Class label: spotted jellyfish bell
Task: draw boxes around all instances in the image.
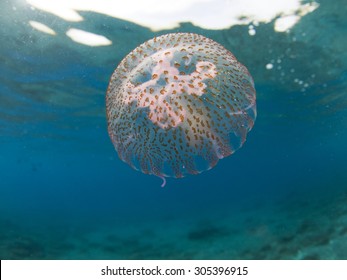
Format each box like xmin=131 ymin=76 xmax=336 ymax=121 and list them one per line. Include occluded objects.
xmin=106 ymin=33 xmax=256 ymax=186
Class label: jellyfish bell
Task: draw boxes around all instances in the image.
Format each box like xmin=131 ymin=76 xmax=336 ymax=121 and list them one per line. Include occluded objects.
xmin=106 ymin=33 xmax=256 ymax=184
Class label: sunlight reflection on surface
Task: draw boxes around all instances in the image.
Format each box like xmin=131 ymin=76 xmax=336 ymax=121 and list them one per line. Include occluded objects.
xmin=66 ymin=28 xmax=112 ymax=46
xmin=29 ymin=21 xmax=56 ymax=35
xmin=26 ymin=0 xmax=319 ymax=32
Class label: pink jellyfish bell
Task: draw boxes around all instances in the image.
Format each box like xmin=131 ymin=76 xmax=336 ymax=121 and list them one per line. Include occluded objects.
xmin=106 ymin=33 xmax=256 ymax=186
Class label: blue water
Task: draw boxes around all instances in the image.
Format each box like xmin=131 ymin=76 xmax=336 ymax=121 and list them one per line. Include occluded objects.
xmin=1 ymin=0 xmax=347 ymax=259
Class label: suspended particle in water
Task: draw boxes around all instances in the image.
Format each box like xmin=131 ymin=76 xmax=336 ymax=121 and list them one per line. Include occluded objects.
xmin=266 ymin=63 xmax=274 ymax=70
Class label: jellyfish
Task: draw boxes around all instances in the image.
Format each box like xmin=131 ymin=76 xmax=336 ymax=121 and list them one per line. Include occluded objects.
xmin=106 ymin=33 xmax=256 ymax=186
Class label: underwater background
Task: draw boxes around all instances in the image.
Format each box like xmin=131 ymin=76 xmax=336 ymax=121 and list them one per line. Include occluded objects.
xmin=0 ymin=0 xmax=346 ymax=259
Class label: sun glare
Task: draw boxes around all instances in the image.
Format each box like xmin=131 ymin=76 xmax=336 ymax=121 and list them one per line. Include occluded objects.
xmin=26 ymin=0 xmax=319 ymax=45
xmin=66 ymin=28 xmax=112 ymax=46
xmin=29 ymin=21 xmax=56 ymax=35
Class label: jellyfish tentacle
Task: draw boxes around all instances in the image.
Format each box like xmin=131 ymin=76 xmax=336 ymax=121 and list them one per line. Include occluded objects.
xmin=159 ymin=175 xmax=166 ymax=187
